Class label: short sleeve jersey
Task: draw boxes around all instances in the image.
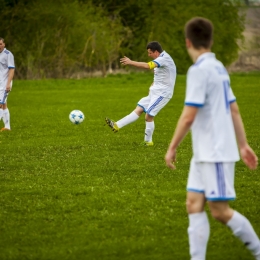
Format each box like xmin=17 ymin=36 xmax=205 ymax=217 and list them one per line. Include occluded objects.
xmin=185 ymin=52 xmax=239 ymax=162
xmin=150 ymin=51 xmax=176 ymax=98
xmin=0 ymin=48 xmax=15 ymax=89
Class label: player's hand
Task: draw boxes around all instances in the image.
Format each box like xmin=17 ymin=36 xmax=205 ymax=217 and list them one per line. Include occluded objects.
xmin=165 ymin=149 xmax=177 ymax=170
xmin=240 ymin=144 xmax=258 ymax=170
xmin=120 ymin=56 xmax=132 ymax=65
xmin=6 ymin=84 xmax=11 ymax=92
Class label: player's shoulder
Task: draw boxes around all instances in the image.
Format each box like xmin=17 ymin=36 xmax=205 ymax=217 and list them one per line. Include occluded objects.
xmin=159 ymin=51 xmax=175 ymax=65
xmin=161 ymin=51 xmax=172 ymax=59
xmin=188 ymin=63 xmax=204 ymax=74
xmin=187 ymin=62 xmax=210 ymax=82
xmin=3 ymin=48 xmax=13 ymax=56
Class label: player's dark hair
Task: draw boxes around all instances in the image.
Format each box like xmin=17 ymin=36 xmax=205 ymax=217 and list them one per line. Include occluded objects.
xmin=185 ymin=17 xmax=213 ymax=49
xmin=0 ymin=37 xmax=5 ymax=42
xmin=146 ymin=41 xmax=163 ymax=53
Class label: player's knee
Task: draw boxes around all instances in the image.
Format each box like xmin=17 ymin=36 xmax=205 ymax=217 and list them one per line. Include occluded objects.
xmin=208 ymin=202 xmax=233 ymax=223
xmin=186 ymin=198 xmax=198 ymax=214
xmin=186 ymin=194 xmax=205 ymax=214
xmin=145 ymin=114 xmax=154 ymax=122
xmin=134 ymin=106 xmax=144 ymax=116
xmin=210 ymin=209 xmax=223 ymax=221
xmin=210 ymin=208 xmax=231 ymax=223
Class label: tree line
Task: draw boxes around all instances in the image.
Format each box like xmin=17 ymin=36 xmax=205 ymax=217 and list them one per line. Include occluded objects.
xmin=0 ymin=0 xmax=245 ymax=79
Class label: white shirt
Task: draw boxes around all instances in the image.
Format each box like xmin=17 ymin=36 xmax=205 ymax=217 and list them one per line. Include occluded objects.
xmin=185 ymin=52 xmax=239 ymax=162
xmin=0 ymin=48 xmax=15 ymax=89
xmin=150 ymin=51 xmax=176 ymax=98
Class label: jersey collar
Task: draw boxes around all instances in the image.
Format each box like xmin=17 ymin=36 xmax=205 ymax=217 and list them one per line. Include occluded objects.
xmin=196 ymin=52 xmax=215 ymax=63
xmin=159 ymin=51 xmax=165 ymax=57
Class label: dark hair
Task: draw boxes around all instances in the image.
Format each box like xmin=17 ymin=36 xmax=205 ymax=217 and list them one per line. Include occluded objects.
xmin=146 ymin=41 xmax=163 ymax=53
xmin=185 ymin=17 xmax=213 ymax=49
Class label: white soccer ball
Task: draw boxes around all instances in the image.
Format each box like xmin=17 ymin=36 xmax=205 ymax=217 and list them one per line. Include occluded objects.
xmin=69 ymin=110 xmax=85 ymax=124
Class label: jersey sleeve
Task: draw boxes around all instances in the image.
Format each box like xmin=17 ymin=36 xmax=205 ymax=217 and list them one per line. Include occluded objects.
xmin=185 ymin=66 xmax=207 ymax=107
xmin=153 ymin=56 xmax=166 ymax=68
xmin=228 ymin=85 xmax=236 ymax=103
xmin=7 ymin=53 xmax=15 ymax=69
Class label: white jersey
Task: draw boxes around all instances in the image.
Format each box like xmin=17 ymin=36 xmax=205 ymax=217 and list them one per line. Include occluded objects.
xmin=185 ymin=52 xmax=239 ymax=162
xmin=0 ymin=48 xmax=15 ymax=89
xmin=150 ymin=51 xmax=176 ymax=98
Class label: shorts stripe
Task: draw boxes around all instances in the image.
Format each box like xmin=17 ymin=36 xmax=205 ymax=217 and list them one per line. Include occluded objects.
xmin=0 ymin=91 xmax=8 ymax=104
xmin=215 ymin=163 xmax=226 ymax=197
xmin=146 ymin=96 xmax=163 ymax=114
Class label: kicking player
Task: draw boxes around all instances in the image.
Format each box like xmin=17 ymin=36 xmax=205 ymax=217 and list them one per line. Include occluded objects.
xmin=105 ymin=41 xmax=176 ymax=146
xmin=165 ymin=17 xmax=260 ymax=259
xmin=0 ymin=37 xmax=15 ymax=131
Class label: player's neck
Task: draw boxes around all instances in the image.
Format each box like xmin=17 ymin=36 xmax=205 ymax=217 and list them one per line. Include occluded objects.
xmin=191 ymin=49 xmax=211 ymax=63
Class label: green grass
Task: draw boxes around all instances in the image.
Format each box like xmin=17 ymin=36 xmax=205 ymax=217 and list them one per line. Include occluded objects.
xmin=0 ymin=72 xmax=260 ymax=260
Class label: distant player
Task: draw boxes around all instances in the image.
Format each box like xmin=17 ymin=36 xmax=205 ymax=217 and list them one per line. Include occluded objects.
xmin=105 ymin=41 xmax=176 ymax=146
xmin=165 ymin=17 xmax=260 ymax=259
xmin=0 ymin=37 xmax=15 ymax=131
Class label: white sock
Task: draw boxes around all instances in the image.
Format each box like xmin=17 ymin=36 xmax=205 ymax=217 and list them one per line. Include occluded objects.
xmin=145 ymin=121 xmax=154 ymax=142
xmin=188 ymin=212 xmax=210 ymax=260
xmin=0 ymin=108 xmax=3 ymax=120
xmin=227 ymin=211 xmax=260 ymax=258
xmin=116 ymin=111 xmax=139 ymax=129
xmin=3 ymin=108 xmax=10 ymax=129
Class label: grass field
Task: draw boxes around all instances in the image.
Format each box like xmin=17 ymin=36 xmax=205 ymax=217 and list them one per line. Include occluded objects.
xmin=0 ymin=72 xmax=260 ymax=260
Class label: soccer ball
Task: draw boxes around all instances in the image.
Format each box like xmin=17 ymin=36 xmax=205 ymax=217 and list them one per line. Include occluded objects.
xmin=69 ymin=110 xmax=85 ymax=124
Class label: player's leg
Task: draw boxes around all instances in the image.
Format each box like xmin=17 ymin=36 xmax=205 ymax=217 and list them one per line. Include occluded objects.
xmin=144 ymin=95 xmax=170 ymax=145
xmin=0 ymin=104 xmax=3 ymax=121
xmin=186 ymin=159 xmax=210 ymax=260
xmin=205 ymin=162 xmax=260 ymax=259
xmin=116 ymin=105 xmax=143 ymax=129
xmin=208 ymin=201 xmax=260 ymax=259
xmin=0 ymin=88 xmax=5 ymax=121
xmin=105 ymin=96 xmax=148 ymax=132
xmin=144 ymin=113 xmax=154 ymax=146
xmin=2 ymin=102 xmax=11 ymax=130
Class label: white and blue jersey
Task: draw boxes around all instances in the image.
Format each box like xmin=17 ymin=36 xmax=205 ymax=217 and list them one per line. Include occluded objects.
xmin=185 ymin=52 xmax=239 ymax=162
xmin=0 ymin=48 xmax=15 ymax=90
xmin=150 ymin=51 xmax=176 ymax=98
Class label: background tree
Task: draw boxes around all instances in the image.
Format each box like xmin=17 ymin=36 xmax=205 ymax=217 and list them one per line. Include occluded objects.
xmin=0 ymin=0 xmax=245 ymax=78
xmin=92 ymin=0 xmax=245 ymax=74
xmin=1 ymin=0 xmax=129 ymax=78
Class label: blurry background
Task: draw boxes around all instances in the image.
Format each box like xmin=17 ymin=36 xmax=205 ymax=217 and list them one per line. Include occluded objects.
xmin=228 ymin=2 xmax=260 ymax=72
xmin=0 ymin=0 xmax=259 ymax=79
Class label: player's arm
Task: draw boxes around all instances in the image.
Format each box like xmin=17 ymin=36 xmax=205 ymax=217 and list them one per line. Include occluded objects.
xmin=6 ymin=68 xmax=15 ymax=92
xmin=120 ymin=56 xmax=158 ymax=70
xmin=165 ymin=106 xmax=198 ymax=169
xmin=230 ymin=102 xmax=258 ymax=169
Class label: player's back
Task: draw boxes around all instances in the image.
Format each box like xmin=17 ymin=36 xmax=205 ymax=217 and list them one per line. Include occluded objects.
xmin=186 ymin=53 xmax=239 ymax=162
